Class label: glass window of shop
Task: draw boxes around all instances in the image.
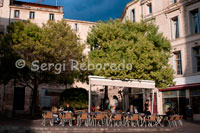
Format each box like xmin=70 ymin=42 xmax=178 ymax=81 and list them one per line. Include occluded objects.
xmin=163 ymin=90 xmax=186 ymax=115
xmin=190 ymin=88 xmax=200 ymax=114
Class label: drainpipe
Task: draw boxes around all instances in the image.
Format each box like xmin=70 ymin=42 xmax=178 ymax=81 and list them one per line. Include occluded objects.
xmin=8 ymin=6 xmax=11 ymax=24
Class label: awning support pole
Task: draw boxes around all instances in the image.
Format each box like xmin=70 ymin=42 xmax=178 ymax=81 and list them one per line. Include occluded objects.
xmin=152 ymin=89 xmax=154 ymax=114
xmin=88 ymin=83 xmax=91 ymax=113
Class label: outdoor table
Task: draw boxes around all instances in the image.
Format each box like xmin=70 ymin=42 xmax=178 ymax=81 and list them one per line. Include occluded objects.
xmin=156 ymin=114 xmax=167 ymax=127
xmin=139 ymin=114 xmax=149 ymax=127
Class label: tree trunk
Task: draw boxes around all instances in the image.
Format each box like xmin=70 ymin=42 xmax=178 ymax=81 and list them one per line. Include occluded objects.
xmin=30 ymin=83 xmax=38 ymax=115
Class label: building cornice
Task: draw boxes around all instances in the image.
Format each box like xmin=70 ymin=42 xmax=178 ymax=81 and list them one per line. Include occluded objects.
xmin=64 ymin=19 xmax=96 ymax=25
xmin=9 ymin=5 xmax=64 ymax=14
xmin=120 ymin=0 xmax=140 ymax=20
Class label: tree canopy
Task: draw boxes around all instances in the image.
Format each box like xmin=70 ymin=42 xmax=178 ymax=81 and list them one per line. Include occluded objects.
xmin=60 ymin=88 xmax=88 ymax=109
xmin=87 ymin=19 xmax=174 ymax=88
xmin=0 ymin=20 xmax=85 ymax=114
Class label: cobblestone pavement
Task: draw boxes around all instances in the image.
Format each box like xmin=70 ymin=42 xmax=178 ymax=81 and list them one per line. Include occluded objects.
xmin=173 ymin=120 xmax=200 ymax=133
xmin=0 ymin=118 xmax=199 ymax=133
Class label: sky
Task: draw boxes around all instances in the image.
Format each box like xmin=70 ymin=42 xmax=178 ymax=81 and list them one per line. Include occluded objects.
xmin=15 ymin=0 xmax=132 ymax=22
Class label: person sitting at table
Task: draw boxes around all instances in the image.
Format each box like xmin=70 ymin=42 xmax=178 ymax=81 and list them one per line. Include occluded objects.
xmin=133 ymin=106 xmax=139 ymax=114
xmin=126 ymin=105 xmax=133 ymax=113
xmin=111 ymin=106 xmax=116 ymax=113
xmin=144 ymin=106 xmax=151 ymax=115
xmin=144 ymin=99 xmax=149 ymax=112
xmin=64 ymin=103 xmax=74 ymax=113
xmin=166 ymin=108 xmax=172 ymax=116
xmin=92 ymin=104 xmax=96 ymax=112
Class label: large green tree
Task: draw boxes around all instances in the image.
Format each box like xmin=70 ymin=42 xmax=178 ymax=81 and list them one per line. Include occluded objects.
xmin=87 ymin=19 xmax=174 ymax=88
xmin=0 ymin=20 xmax=85 ymax=114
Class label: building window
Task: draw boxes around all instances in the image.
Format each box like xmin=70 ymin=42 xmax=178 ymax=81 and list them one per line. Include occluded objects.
xmin=171 ymin=16 xmax=180 ymax=40
xmin=0 ymin=0 xmax=4 ymax=7
xmin=148 ymin=3 xmax=152 ymax=14
xmin=173 ymin=0 xmax=177 ymax=3
xmin=14 ymin=10 xmax=20 ymax=18
xmin=131 ymin=9 xmax=136 ymax=22
xmin=49 ymin=13 xmax=54 ymax=20
xmin=0 ymin=25 xmax=4 ymax=34
xmin=74 ymin=23 xmax=78 ymax=31
xmin=174 ymin=51 xmax=182 ymax=75
xmin=192 ymin=47 xmax=200 ymax=72
xmin=189 ymin=9 xmax=200 ymax=34
xmin=29 ymin=11 xmax=35 ymax=19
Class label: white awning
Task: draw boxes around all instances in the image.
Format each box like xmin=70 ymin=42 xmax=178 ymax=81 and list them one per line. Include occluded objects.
xmin=88 ymin=76 xmax=156 ymax=113
xmin=89 ymin=76 xmax=155 ymax=89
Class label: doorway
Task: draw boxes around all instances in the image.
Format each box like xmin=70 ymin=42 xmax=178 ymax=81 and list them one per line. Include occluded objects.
xmin=129 ymin=94 xmax=143 ymax=112
xmin=13 ymin=87 xmax=25 ymax=110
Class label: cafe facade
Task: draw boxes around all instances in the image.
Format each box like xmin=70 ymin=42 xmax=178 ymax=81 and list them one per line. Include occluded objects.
xmin=160 ymin=75 xmax=200 ymax=121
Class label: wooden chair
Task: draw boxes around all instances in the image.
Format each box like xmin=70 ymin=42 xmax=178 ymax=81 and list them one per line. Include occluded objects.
xmin=93 ymin=113 xmax=104 ymax=127
xmin=61 ymin=112 xmax=73 ymax=127
xmin=111 ymin=114 xmax=122 ymax=127
xmin=78 ymin=113 xmax=89 ymax=127
xmin=128 ymin=114 xmax=139 ymax=127
xmin=148 ymin=115 xmax=157 ymax=127
xmin=179 ymin=115 xmax=183 ymax=126
xmin=41 ymin=111 xmax=53 ymax=126
xmin=174 ymin=115 xmax=183 ymax=127
xmin=168 ymin=115 xmax=175 ymax=127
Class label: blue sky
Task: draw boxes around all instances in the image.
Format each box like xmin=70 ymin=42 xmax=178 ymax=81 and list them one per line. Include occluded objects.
xmin=16 ymin=0 xmax=132 ymax=22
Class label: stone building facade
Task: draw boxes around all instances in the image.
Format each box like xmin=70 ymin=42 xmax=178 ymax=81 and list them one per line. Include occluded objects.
xmin=0 ymin=0 xmax=95 ymax=116
xmin=121 ymin=0 xmax=200 ymax=120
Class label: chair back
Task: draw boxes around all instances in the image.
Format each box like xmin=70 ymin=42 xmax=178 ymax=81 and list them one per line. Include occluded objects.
xmin=81 ymin=113 xmax=88 ymax=120
xmin=180 ymin=115 xmax=183 ymax=120
xmin=95 ymin=113 xmax=104 ymax=120
xmin=175 ymin=115 xmax=180 ymax=120
xmin=63 ymin=112 xmax=72 ymax=119
xmin=132 ymin=114 xmax=139 ymax=120
xmin=149 ymin=115 xmax=156 ymax=121
xmin=43 ymin=112 xmax=53 ymax=119
xmin=169 ymin=115 xmax=175 ymax=121
xmin=113 ymin=114 xmax=122 ymax=120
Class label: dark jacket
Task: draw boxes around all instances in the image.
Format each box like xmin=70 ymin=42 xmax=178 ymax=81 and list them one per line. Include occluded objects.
xmin=144 ymin=110 xmax=151 ymax=115
xmin=64 ymin=106 xmax=74 ymax=113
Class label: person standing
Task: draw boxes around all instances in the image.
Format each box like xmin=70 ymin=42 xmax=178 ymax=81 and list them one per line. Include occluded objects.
xmin=133 ymin=106 xmax=139 ymax=114
xmin=144 ymin=99 xmax=149 ymax=112
xmin=144 ymin=106 xmax=151 ymax=115
xmin=113 ymin=95 xmax=119 ymax=110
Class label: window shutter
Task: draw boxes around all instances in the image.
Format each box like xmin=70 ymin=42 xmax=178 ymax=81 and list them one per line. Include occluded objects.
xmin=172 ymin=54 xmax=176 ymax=72
xmin=189 ymin=11 xmax=193 ymax=34
xmin=192 ymin=48 xmax=197 ymax=73
xmin=179 ymin=51 xmax=183 ymax=74
xmin=198 ymin=8 xmax=200 ymax=32
xmin=130 ymin=9 xmax=132 ymax=21
xmin=177 ymin=16 xmax=180 ymax=38
xmin=170 ymin=19 xmax=174 ymax=40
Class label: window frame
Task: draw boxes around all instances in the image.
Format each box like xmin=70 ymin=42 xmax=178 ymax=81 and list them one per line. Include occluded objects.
xmin=192 ymin=47 xmax=200 ymax=73
xmin=174 ymin=51 xmax=183 ymax=75
xmin=189 ymin=8 xmax=200 ymax=34
xmin=29 ymin=11 xmax=35 ymax=19
xmin=131 ymin=8 xmax=136 ymax=22
xmin=49 ymin=13 xmax=54 ymax=21
xmin=171 ymin=16 xmax=180 ymax=40
xmin=148 ymin=3 xmax=152 ymax=14
xmin=74 ymin=23 xmax=78 ymax=31
xmin=173 ymin=0 xmax=177 ymax=3
xmin=14 ymin=10 xmax=20 ymax=18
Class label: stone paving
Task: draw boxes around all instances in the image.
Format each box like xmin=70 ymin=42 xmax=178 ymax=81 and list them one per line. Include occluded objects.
xmin=0 ymin=118 xmax=199 ymax=133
